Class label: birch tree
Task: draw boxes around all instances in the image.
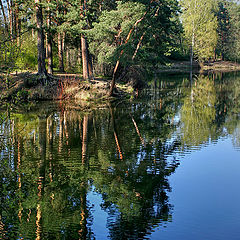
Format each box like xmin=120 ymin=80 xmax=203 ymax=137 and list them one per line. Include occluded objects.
xmin=180 ymin=0 xmax=218 ymax=65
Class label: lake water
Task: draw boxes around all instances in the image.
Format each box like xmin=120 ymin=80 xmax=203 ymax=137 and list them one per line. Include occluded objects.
xmin=0 ymin=72 xmax=240 ymax=239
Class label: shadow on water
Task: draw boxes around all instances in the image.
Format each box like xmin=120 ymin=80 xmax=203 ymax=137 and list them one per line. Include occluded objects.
xmin=0 ymin=71 xmax=240 ymax=239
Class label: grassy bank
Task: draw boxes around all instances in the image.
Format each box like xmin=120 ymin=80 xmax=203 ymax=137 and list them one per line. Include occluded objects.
xmin=0 ymin=72 xmax=134 ymax=103
xmin=1 ymin=60 xmax=240 ymax=103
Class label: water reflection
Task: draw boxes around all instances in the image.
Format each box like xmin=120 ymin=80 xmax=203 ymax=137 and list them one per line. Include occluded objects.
xmin=0 ymin=72 xmax=240 ymax=239
xmin=181 ymin=75 xmax=216 ymax=146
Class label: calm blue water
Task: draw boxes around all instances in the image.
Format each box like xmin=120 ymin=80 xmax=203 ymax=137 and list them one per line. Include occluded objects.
xmin=0 ymin=72 xmax=240 ymax=239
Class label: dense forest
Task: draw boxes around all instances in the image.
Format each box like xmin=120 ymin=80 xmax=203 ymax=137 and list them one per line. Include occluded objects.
xmin=0 ymin=0 xmax=240 ymax=89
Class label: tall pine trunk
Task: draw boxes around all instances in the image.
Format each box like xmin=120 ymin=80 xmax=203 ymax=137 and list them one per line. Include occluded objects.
xmin=66 ymin=47 xmax=70 ymax=70
xmin=81 ymin=34 xmax=90 ymax=81
xmin=7 ymin=0 xmax=13 ymax=39
xmin=46 ymin=0 xmax=53 ymax=74
xmin=47 ymin=36 xmax=53 ymax=74
xmin=35 ymin=0 xmax=47 ymax=79
xmin=80 ymin=0 xmax=93 ymax=81
xmin=58 ymin=32 xmax=64 ymax=72
xmin=14 ymin=0 xmax=20 ymax=46
xmin=87 ymin=45 xmax=93 ymax=80
xmin=0 ymin=0 xmax=9 ymax=33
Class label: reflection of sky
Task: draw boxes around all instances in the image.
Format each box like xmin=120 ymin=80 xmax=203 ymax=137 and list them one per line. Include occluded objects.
xmin=150 ymin=135 xmax=240 ymax=240
xmin=87 ymin=187 xmax=109 ymax=239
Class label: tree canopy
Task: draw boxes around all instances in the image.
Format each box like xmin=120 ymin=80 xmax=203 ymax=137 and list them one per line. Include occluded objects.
xmin=0 ymin=0 xmax=239 ymax=83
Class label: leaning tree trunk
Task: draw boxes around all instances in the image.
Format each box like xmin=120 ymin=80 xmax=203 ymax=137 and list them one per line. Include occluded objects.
xmin=108 ymin=0 xmax=154 ymax=97
xmin=35 ymin=0 xmax=47 ymax=79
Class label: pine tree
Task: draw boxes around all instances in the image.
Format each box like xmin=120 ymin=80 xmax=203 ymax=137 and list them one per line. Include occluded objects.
xmin=35 ymin=0 xmax=47 ymax=79
xmin=216 ymin=0 xmax=231 ymax=60
xmin=227 ymin=1 xmax=240 ymax=62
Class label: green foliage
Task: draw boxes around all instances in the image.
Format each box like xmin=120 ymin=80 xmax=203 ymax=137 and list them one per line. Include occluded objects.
xmin=211 ymin=0 xmax=240 ymax=62
xmin=89 ymin=0 xmax=181 ymax=68
xmin=0 ymin=37 xmax=20 ymax=72
xmin=89 ymin=1 xmax=146 ymax=65
xmin=1 ymin=0 xmax=239 ymax=78
xmin=16 ymin=89 xmax=29 ymax=102
xmin=15 ymin=34 xmax=38 ymax=71
xmin=180 ymin=0 xmax=218 ymax=62
xmin=226 ymin=1 xmax=240 ymax=62
xmin=215 ymin=1 xmax=231 ymax=60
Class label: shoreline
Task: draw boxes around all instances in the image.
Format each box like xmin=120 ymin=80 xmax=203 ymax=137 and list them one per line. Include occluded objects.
xmin=156 ymin=60 xmax=240 ymax=73
xmin=1 ymin=61 xmax=240 ymax=103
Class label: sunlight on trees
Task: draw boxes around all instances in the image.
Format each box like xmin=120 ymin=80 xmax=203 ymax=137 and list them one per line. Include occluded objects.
xmin=180 ymin=0 xmax=218 ymax=64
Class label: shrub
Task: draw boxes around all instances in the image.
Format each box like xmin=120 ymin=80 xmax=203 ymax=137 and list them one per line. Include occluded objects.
xmin=16 ymin=34 xmax=38 ymax=71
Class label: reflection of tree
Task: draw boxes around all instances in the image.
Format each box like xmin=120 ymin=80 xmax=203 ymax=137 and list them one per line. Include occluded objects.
xmin=181 ymin=75 xmax=216 ymax=146
xmin=0 ymin=80 xmax=183 ymax=239
xmin=0 ymin=72 xmax=239 ymax=239
xmin=0 ymin=109 xmax=93 ymax=239
xmin=88 ymin=101 xmax=181 ymax=239
xmin=216 ymin=72 xmax=240 ymax=148
xmin=82 ymin=115 xmax=89 ymax=164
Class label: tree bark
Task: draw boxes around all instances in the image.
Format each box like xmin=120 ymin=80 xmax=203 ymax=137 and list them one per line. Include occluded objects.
xmin=87 ymin=47 xmax=94 ymax=80
xmin=58 ymin=32 xmax=64 ymax=72
xmin=108 ymin=0 xmax=154 ymax=96
xmin=7 ymin=0 xmax=13 ymax=39
xmin=47 ymin=35 xmax=53 ymax=74
xmin=78 ymin=45 xmax=81 ymax=65
xmin=132 ymin=31 xmax=146 ymax=60
xmin=46 ymin=0 xmax=53 ymax=74
xmin=81 ymin=34 xmax=90 ymax=81
xmin=0 ymin=0 xmax=9 ymax=33
xmin=35 ymin=0 xmax=47 ymax=79
xmin=62 ymin=31 xmax=65 ymax=55
xmin=14 ymin=0 xmax=20 ymax=46
xmin=108 ymin=61 xmax=119 ymax=97
xmin=66 ymin=47 xmax=70 ymax=70
xmin=80 ymin=0 xmax=93 ymax=81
